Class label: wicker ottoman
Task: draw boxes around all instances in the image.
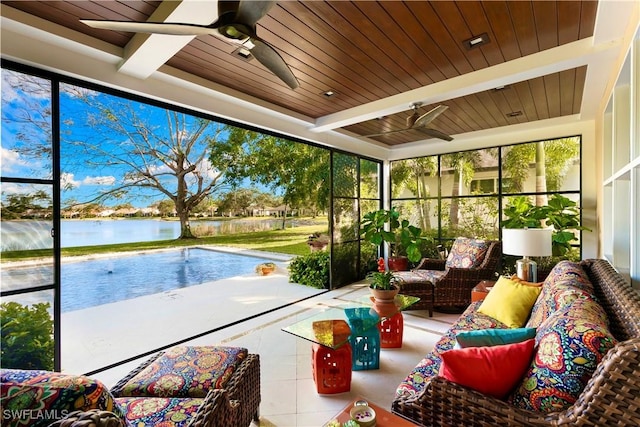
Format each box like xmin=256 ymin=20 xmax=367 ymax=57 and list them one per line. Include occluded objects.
xmin=111 ymin=346 xmax=260 ymax=427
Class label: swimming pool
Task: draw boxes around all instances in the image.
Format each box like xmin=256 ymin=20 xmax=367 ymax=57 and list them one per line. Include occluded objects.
xmin=2 ymin=248 xmax=277 ymax=312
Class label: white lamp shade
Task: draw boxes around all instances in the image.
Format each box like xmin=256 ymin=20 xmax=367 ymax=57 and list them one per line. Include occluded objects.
xmin=502 ymin=228 xmax=553 ymax=257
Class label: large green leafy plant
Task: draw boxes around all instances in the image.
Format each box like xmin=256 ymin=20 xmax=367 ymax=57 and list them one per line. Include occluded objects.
xmin=502 ymin=194 xmax=590 ymax=258
xmin=1 ymin=302 xmax=54 ymax=370
xmin=360 ymin=207 xmax=425 ymax=263
xmin=288 ymin=250 xmax=330 ymax=289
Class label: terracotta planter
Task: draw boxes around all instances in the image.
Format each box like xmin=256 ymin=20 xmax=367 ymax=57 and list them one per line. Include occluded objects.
xmin=369 ymin=285 xmax=400 ymax=302
xmin=388 ymin=256 xmax=409 ymax=272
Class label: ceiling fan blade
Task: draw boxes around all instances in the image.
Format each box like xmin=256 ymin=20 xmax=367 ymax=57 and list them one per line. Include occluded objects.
xmin=418 ymin=127 xmax=454 ymax=141
xmin=249 ymin=37 xmax=299 ymax=89
xmin=414 ymin=105 xmax=449 ymax=128
xmin=80 ymin=20 xmax=219 ymax=36
xmin=234 ymin=0 xmax=276 ymax=27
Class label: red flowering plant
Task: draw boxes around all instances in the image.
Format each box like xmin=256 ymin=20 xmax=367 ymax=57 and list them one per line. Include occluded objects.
xmin=367 ymin=257 xmax=402 ymax=290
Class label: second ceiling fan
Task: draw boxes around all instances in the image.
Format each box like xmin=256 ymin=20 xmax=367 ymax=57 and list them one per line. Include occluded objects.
xmin=80 ymin=0 xmax=299 ymax=90
xmin=364 ymin=103 xmax=453 ymax=141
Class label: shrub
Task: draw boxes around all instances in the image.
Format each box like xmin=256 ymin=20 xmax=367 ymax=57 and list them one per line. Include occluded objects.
xmin=1 ymin=302 xmax=54 ymax=370
xmin=288 ymin=250 xmax=330 ymax=289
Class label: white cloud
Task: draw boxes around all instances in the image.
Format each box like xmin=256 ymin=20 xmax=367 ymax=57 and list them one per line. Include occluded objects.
xmin=0 ymin=147 xmax=28 ymax=172
xmin=83 ymin=176 xmax=116 ymax=186
xmin=61 ymin=172 xmax=80 ymax=189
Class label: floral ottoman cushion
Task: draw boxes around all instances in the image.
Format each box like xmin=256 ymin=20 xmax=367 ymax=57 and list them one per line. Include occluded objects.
xmin=0 ymin=369 xmax=122 ymax=427
xmin=115 ymin=397 xmax=204 ymax=427
xmin=115 ymin=346 xmax=248 ymax=398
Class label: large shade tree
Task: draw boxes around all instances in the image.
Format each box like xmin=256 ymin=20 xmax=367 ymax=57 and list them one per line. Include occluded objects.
xmin=60 ymin=84 xmax=234 ymax=238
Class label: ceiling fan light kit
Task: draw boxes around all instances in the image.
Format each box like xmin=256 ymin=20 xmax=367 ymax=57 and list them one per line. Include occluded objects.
xmin=81 ymin=0 xmax=299 ymax=89
xmin=363 ymin=103 xmax=453 ymax=141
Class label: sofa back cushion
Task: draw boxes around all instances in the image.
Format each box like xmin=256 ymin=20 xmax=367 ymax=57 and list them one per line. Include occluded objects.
xmin=0 ymin=369 xmax=122 ymax=427
xmin=526 ymin=261 xmax=596 ymax=328
xmin=445 ymin=238 xmax=490 ymax=269
xmin=509 ymin=297 xmax=617 ymax=412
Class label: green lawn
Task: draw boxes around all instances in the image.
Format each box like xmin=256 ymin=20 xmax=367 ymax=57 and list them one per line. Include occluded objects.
xmin=1 ymin=222 xmax=328 ymax=262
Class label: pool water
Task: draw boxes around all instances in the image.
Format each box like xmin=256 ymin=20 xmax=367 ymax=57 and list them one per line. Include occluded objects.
xmin=3 ymin=248 xmax=275 ymax=312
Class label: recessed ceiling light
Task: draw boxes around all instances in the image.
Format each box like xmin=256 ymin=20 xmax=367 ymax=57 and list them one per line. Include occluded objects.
xmin=507 ymin=111 xmax=523 ymax=117
xmin=233 ymin=47 xmax=253 ymax=62
xmin=322 ymin=90 xmax=336 ymax=97
xmin=463 ymin=33 xmax=489 ymax=49
xmin=493 ymin=85 xmax=511 ymax=91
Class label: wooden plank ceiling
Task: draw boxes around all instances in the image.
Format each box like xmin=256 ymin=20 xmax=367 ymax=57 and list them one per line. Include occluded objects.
xmin=3 ymin=0 xmax=598 ymax=146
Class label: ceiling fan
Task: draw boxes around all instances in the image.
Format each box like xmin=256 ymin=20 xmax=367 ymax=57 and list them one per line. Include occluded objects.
xmin=80 ymin=0 xmax=299 ymax=90
xmin=364 ymin=103 xmax=453 ymax=141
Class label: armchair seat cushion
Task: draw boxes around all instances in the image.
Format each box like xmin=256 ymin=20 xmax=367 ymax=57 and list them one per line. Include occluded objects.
xmin=394 ymin=269 xmax=445 ymax=285
xmin=114 ymin=346 xmax=248 ymax=398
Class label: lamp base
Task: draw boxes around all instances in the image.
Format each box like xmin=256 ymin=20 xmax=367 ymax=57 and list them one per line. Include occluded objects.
xmin=516 ymin=257 xmax=537 ymax=282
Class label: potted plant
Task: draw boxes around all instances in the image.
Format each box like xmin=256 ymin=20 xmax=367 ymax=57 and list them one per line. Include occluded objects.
xmin=360 ymin=207 xmax=425 ymax=271
xmin=255 ymin=262 xmax=277 ymax=276
xmin=367 ymin=258 xmax=402 ymax=301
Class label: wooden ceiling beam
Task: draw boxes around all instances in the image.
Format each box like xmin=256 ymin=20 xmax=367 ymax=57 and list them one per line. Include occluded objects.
xmin=310 ymin=35 xmax=617 ymax=133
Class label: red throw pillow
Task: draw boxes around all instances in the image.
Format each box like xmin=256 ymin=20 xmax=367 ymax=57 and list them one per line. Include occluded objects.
xmin=438 ymin=338 xmax=535 ymax=400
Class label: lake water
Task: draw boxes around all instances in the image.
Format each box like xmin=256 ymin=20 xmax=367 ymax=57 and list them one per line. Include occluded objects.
xmin=0 ymin=218 xmax=291 ymax=250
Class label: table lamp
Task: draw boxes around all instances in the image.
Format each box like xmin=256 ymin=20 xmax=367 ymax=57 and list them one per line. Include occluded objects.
xmin=502 ymin=228 xmax=553 ymax=282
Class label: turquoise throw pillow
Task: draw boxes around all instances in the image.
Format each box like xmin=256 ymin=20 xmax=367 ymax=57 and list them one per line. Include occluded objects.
xmin=456 ymin=327 xmax=536 ymax=348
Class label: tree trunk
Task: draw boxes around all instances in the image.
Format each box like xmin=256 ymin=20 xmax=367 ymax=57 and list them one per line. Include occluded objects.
xmin=178 ymin=209 xmax=195 ymax=239
xmin=535 ymin=142 xmax=548 ymax=207
xmin=449 ymin=169 xmax=461 ymax=228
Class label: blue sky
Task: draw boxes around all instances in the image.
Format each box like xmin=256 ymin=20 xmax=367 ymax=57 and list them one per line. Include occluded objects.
xmin=2 ymin=69 xmax=249 ymax=209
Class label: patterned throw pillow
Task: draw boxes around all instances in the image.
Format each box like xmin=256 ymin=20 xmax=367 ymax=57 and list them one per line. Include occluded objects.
xmin=445 ymin=238 xmax=490 ymax=269
xmin=116 ymin=346 xmax=248 ymax=398
xmin=509 ymin=299 xmax=617 ymax=412
xmin=0 ymin=369 xmax=122 ymax=427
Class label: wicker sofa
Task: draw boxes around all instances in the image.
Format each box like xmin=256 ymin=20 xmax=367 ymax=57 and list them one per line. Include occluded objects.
xmin=1 ymin=346 xmax=260 ymax=427
xmin=392 ymin=258 xmax=640 ymax=426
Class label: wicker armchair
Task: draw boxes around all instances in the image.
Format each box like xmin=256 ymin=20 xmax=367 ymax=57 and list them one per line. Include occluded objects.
xmin=395 ymin=238 xmax=501 ymax=314
xmin=111 ymin=351 xmax=260 ymax=427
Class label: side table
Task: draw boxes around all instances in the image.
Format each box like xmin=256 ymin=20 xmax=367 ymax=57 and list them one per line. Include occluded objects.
xmin=471 ymin=280 xmax=495 ymax=302
xmin=324 ymin=397 xmax=417 ymax=426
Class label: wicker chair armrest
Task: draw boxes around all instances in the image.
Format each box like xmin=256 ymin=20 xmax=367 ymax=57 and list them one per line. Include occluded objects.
xmin=415 ymin=258 xmax=446 ymax=270
xmin=188 ymin=389 xmax=240 ymax=427
xmin=440 ymin=266 xmax=495 ymax=281
xmin=223 ymin=353 xmax=261 ymax=426
xmin=49 ymin=409 xmax=124 ymax=427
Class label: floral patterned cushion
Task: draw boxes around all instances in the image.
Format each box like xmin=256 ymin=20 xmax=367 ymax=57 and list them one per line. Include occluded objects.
xmin=0 ymin=369 xmax=122 ymax=427
xmin=116 ymin=346 xmax=247 ymax=398
xmin=116 ymin=397 xmax=204 ymax=427
xmin=445 ymin=238 xmax=490 ymax=269
xmin=509 ymin=298 xmax=617 ymax=412
xmin=393 ymin=269 xmax=446 ymax=285
xmin=395 ymin=302 xmax=508 ymax=399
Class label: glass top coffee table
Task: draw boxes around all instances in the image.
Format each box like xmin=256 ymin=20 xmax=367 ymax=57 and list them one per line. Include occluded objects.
xmin=282 ymin=294 xmax=420 ymax=349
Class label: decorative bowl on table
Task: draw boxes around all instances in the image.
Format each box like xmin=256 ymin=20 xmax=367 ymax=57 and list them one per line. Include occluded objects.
xmin=349 ymin=400 xmax=376 ymax=427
